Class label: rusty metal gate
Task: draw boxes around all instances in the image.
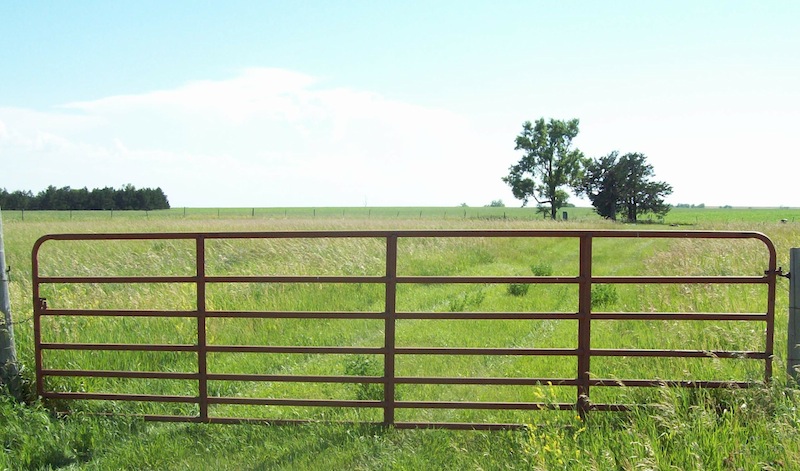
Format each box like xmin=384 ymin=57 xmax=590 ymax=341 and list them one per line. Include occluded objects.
xmin=32 ymin=230 xmax=779 ymax=429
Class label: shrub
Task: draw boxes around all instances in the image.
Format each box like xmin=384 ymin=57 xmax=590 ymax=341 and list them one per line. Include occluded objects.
xmin=530 ymin=262 xmax=554 ymax=276
xmin=591 ymin=284 xmax=618 ymax=308
xmin=507 ymin=283 xmax=529 ymax=297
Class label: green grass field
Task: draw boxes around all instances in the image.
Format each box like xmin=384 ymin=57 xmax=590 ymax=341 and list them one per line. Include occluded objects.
xmin=2 ymin=207 xmax=799 ymax=469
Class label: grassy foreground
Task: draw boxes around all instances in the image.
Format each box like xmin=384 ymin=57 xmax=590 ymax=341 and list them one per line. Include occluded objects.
xmin=2 ymin=208 xmax=799 ymax=469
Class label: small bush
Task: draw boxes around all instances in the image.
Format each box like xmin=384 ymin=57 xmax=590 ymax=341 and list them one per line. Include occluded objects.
xmin=530 ymin=263 xmax=553 ymax=276
xmin=507 ymin=283 xmax=530 ymax=297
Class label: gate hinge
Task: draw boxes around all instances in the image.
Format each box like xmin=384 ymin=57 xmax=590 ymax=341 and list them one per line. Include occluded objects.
xmin=767 ymin=268 xmax=790 ymax=279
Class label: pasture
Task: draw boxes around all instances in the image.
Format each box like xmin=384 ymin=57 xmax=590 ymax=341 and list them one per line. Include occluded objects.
xmin=2 ymin=207 xmax=799 ymax=469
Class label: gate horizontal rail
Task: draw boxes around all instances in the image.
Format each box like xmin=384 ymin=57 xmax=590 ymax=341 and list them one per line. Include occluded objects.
xmin=32 ymin=230 xmax=778 ymax=429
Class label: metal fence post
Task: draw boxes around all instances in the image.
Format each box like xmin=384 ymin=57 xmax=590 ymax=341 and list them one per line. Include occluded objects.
xmin=789 ymin=248 xmax=800 ymax=383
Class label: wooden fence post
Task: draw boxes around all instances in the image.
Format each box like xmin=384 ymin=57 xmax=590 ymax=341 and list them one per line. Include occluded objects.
xmin=0 ymin=208 xmax=20 ymax=399
xmin=789 ymin=248 xmax=800 ymax=384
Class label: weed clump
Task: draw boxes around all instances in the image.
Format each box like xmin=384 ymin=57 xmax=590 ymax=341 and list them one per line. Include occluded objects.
xmin=591 ymin=284 xmax=618 ymax=308
xmin=447 ymin=289 xmax=486 ymax=311
xmin=343 ymin=356 xmax=383 ymax=401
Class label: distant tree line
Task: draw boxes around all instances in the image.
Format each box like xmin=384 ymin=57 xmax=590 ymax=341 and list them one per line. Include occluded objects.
xmin=0 ymin=184 xmax=170 ymax=211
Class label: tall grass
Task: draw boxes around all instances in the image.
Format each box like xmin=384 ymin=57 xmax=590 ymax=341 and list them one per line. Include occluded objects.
xmin=2 ymin=210 xmax=799 ymax=469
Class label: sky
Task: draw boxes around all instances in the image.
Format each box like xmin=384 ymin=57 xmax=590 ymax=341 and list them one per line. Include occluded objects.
xmin=1 ymin=1 xmax=798 ymax=208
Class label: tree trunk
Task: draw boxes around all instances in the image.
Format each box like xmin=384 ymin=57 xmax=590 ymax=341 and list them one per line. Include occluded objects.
xmin=627 ymin=203 xmax=637 ymax=223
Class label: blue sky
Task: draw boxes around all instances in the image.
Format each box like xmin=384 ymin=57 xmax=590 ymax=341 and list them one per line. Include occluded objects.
xmin=1 ymin=1 xmax=798 ymax=208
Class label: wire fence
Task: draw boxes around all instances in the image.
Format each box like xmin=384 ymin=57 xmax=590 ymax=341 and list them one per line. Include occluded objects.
xmin=0 ymin=207 xmax=599 ymax=222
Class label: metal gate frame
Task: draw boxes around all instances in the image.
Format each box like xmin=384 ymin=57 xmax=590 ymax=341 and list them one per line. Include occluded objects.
xmin=32 ymin=230 xmax=779 ymax=429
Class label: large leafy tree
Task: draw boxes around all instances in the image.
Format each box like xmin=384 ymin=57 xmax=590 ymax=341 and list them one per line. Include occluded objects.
xmin=502 ymin=118 xmax=583 ymax=220
xmin=579 ymin=151 xmax=672 ymax=222
xmin=579 ymin=153 xmax=620 ymax=221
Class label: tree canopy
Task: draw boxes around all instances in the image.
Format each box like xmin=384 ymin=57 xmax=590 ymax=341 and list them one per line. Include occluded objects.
xmin=0 ymin=184 xmax=170 ymax=211
xmin=578 ymin=151 xmax=672 ymax=222
xmin=502 ymin=118 xmax=583 ymax=220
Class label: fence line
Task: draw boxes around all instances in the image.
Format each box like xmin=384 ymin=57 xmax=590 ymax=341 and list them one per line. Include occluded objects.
xmin=4 ymin=207 xmax=598 ymax=222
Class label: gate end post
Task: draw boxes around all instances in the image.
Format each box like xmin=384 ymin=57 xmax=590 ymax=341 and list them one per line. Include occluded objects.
xmin=788 ymin=248 xmax=800 ymax=385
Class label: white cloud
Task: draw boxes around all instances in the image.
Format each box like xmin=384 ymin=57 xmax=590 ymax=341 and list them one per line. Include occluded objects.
xmin=0 ymin=68 xmax=507 ymax=207
xmin=63 ymin=68 xmax=316 ymax=124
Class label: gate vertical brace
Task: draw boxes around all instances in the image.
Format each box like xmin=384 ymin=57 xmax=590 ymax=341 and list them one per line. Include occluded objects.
xmin=196 ymin=236 xmax=209 ymax=421
xmin=32 ymin=239 xmax=44 ymax=400
xmin=577 ymin=234 xmax=592 ymax=417
xmin=384 ymin=234 xmax=398 ymax=427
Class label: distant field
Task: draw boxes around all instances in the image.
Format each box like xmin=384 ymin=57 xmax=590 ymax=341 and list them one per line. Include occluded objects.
xmin=3 ymin=205 xmax=799 ymax=225
xmin=1 ymin=208 xmax=799 ymax=469
xmin=664 ymin=206 xmax=800 ymax=225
